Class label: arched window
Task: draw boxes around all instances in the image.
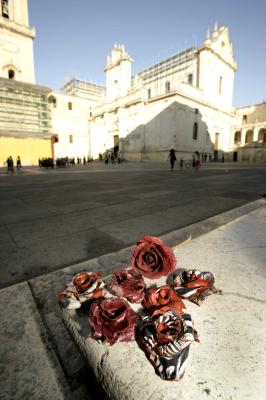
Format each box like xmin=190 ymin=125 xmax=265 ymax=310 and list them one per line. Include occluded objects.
xmin=193 ymin=122 xmax=198 ymax=140
xmin=258 ymin=129 xmax=266 ymax=144
xmin=219 ymin=76 xmax=223 ymax=95
xmin=48 ymin=95 xmax=57 ymax=108
xmin=8 ymin=69 xmax=15 ymax=79
xmin=245 ymin=130 xmax=253 ymax=144
xmin=165 ymin=81 xmax=170 ymax=93
xmin=234 ymin=131 xmax=241 ymax=144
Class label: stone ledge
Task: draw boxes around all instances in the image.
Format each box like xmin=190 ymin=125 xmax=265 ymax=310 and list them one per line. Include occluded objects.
xmin=59 ymin=204 xmax=266 ymax=400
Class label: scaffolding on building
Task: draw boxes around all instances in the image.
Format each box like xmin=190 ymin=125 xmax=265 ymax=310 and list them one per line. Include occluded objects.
xmin=61 ymin=77 xmax=106 ymax=102
xmin=132 ymin=40 xmax=198 ymax=99
xmin=0 ymin=78 xmax=51 ymax=136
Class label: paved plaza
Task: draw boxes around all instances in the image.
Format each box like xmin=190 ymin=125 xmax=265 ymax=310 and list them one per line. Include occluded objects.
xmin=0 ymin=161 xmax=265 ymax=288
xmin=0 ymin=161 xmax=266 ymax=399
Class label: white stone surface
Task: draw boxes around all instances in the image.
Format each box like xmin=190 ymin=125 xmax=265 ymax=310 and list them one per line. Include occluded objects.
xmin=61 ymin=206 xmax=266 ymax=400
xmin=0 ymin=0 xmax=35 ymax=83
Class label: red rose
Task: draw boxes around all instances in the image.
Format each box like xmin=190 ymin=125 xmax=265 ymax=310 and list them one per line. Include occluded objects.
xmin=111 ymin=268 xmax=146 ymax=303
xmin=130 ymin=236 xmax=176 ymax=279
xmin=88 ymin=298 xmax=137 ymax=345
xmin=59 ymin=271 xmax=106 ymax=309
xmin=73 ymin=271 xmax=102 ymax=294
xmin=144 ymin=285 xmax=185 ymax=315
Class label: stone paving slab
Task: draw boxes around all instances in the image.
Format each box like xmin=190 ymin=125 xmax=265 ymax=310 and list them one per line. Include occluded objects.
xmin=0 ymin=228 xmax=126 ymax=288
xmin=0 ymin=282 xmax=69 ymax=400
xmin=60 ymin=205 xmax=266 ymax=400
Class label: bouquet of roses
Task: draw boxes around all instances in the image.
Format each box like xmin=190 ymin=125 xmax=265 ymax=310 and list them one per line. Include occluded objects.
xmin=59 ymin=235 xmax=219 ymax=381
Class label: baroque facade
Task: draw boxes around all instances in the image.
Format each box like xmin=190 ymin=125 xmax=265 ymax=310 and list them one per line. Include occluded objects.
xmin=0 ymin=0 xmax=265 ymax=166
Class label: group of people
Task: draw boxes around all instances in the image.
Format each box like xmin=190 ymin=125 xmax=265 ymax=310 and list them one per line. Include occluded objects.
xmin=102 ymin=152 xmax=122 ymax=164
xmin=168 ymin=149 xmax=202 ymax=172
xmin=39 ymin=156 xmax=94 ymax=168
xmin=6 ymin=156 xmax=21 ymax=174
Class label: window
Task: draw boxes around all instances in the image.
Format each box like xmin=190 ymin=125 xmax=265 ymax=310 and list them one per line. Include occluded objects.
xmin=242 ymin=115 xmax=247 ymax=123
xmin=8 ymin=69 xmax=15 ymax=79
xmin=147 ymin=88 xmax=151 ymax=99
xmin=193 ymin=122 xmax=198 ymax=140
xmin=48 ymin=96 xmax=57 ymax=108
xmin=113 ymin=135 xmax=119 ymax=148
xmin=258 ymin=129 xmax=266 ymax=144
xmin=52 ymin=135 xmax=58 ymax=143
xmin=234 ymin=131 xmax=241 ymax=144
xmin=2 ymin=0 xmax=9 ymax=18
xmin=245 ymin=130 xmax=253 ymax=144
xmin=195 ymin=108 xmax=198 ymax=114
xmin=68 ymin=102 xmax=72 ymax=110
xmin=219 ymin=76 xmax=223 ymax=95
xmin=165 ymin=81 xmax=170 ymax=93
xmin=69 ymin=135 xmax=73 ymax=143
xmin=188 ymin=74 xmax=193 ymax=85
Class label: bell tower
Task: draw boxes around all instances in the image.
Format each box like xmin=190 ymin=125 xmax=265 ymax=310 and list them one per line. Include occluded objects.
xmin=105 ymin=44 xmax=133 ymax=101
xmin=0 ymin=0 xmax=35 ymax=83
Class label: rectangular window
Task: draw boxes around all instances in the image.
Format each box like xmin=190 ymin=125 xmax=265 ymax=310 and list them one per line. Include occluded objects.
xmin=242 ymin=115 xmax=247 ymax=123
xmin=147 ymin=88 xmax=151 ymax=99
xmin=2 ymin=0 xmax=9 ymax=18
xmin=113 ymin=135 xmax=119 ymax=148
xmin=188 ymin=74 xmax=193 ymax=85
xmin=68 ymin=102 xmax=72 ymax=110
xmin=165 ymin=81 xmax=170 ymax=93
xmin=69 ymin=135 xmax=73 ymax=143
xmin=219 ymin=76 xmax=223 ymax=95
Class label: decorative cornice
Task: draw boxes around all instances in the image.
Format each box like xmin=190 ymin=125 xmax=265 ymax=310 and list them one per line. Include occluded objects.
xmin=0 ymin=129 xmax=51 ymax=139
xmin=0 ymin=77 xmax=51 ymax=94
xmin=90 ymin=87 xmax=236 ymax=121
xmin=0 ymin=17 xmax=35 ymax=39
xmin=104 ymin=55 xmax=133 ymax=72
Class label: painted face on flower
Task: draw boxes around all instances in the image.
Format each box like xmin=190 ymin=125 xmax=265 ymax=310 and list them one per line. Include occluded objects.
xmin=130 ymin=236 xmax=176 ymax=279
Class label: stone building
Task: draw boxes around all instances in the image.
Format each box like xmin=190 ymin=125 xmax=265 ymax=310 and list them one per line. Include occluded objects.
xmin=0 ymin=0 xmax=265 ymax=166
xmin=89 ymin=25 xmax=237 ymax=162
xmin=0 ymin=0 xmax=52 ymax=165
xmin=230 ymin=103 xmax=266 ymax=162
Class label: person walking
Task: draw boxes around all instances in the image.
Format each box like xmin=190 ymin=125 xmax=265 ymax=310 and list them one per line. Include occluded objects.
xmin=168 ymin=149 xmax=176 ymax=171
xmin=194 ymin=151 xmax=201 ymax=172
xmin=16 ymin=156 xmax=21 ymax=170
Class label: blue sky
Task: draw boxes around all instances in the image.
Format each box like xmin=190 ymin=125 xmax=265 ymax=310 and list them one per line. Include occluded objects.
xmin=29 ymin=0 xmax=266 ymax=107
